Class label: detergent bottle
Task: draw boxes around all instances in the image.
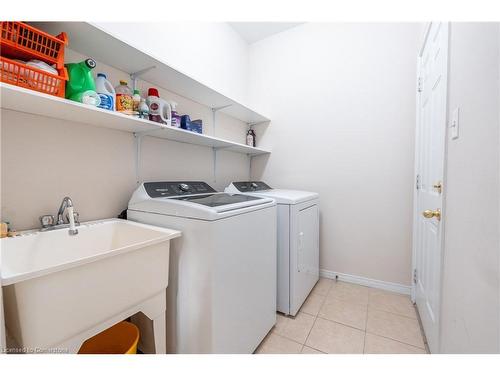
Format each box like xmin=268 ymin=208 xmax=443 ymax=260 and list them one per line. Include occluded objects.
xmin=95 ymin=73 xmax=115 ymax=111
xmin=65 ymin=58 xmax=100 ymax=106
xmin=146 ymin=88 xmax=171 ymax=125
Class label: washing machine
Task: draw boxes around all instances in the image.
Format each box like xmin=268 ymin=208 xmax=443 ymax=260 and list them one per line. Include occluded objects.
xmin=226 ymin=181 xmax=319 ymax=316
xmin=128 ymin=181 xmax=277 ymax=353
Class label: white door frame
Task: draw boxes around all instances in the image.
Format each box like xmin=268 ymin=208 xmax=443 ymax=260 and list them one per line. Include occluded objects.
xmin=411 ymin=22 xmax=450 ymax=352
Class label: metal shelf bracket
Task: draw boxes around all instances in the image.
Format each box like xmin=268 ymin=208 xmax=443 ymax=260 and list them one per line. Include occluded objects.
xmin=130 ymin=66 xmax=156 ymax=91
xmin=133 ymin=132 xmax=142 ymax=185
xmin=135 ymin=127 xmax=166 ymax=138
xmin=133 ymin=125 xmax=165 ymax=184
xmin=247 ymin=120 xmax=269 ymax=128
xmin=248 ymin=154 xmax=255 ymax=180
xmin=211 ymin=104 xmax=232 ymax=137
xmin=210 ymin=105 xmax=232 ymax=183
xmin=212 ymin=147 xmax=217 ymax=183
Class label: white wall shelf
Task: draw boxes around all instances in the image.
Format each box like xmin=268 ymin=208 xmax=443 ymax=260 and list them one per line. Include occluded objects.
xmin=30 ymin=22 xmax=271 ymax=125
xmin=0 ymin=84 xmax=271 ymax=156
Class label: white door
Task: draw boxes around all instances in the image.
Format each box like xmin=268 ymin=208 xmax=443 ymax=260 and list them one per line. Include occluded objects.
xmin=413 ymin=22 xmax=449 ymax=353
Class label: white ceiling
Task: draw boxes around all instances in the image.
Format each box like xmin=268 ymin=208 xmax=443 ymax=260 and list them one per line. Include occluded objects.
xmin=228 ymin=22 xmax=303 ymax=44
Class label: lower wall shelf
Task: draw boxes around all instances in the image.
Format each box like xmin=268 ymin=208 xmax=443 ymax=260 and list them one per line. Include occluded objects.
xmin=0 ymin=84 xmax=270 ymax=156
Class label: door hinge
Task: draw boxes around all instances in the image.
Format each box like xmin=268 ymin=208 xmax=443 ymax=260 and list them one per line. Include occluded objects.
xmin=415 ymin=174 xmax=421 ymax=190
xmin=417 ymin=76 xmax=423 ymax=92
xmin=413 ymin=269 xmax=418 ymax=284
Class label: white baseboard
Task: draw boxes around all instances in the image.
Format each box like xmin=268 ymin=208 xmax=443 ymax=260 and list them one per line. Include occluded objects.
xmin=320 ymin=269 xmax=412 ymax=295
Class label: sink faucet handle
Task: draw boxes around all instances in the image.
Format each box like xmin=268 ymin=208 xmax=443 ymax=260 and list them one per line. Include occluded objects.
xmin=40 ymin=215 xmax=55 ymax=228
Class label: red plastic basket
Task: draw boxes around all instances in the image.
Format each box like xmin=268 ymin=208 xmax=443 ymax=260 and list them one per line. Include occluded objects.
xmin=0 ymin=56 xmax=68 ymax=97
xmin=0 ymin=22 xmax=68 ymax=70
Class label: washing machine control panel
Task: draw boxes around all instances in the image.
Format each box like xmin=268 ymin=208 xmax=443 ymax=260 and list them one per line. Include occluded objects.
xmin=232 ymin=181 xmax=272 ymax=192
xmin=144 ymin=181 xmax=217 ymax=197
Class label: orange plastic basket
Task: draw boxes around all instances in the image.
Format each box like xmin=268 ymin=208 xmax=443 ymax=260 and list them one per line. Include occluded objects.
xmin=0 ymin=22 xmax=68 ymax=70
xmin=0 ymin=56 xmax=68 ymax=97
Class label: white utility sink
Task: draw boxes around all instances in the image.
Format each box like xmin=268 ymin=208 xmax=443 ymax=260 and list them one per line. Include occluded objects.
xmin=0 ymin=219 xmax=181 ymax=353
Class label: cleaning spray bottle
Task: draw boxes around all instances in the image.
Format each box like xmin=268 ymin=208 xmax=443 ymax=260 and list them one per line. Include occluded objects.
xmin=169 ymin=101 xmax=181 ymax=128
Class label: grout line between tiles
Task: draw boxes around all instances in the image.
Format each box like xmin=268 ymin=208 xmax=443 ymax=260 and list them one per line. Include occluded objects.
xmin=260 ymin=327 xmax=425 ymax=354
xmin=301 ymin=281 xmax=331 ymax=351
xmin=368 ymin=304 xmax=421 ymax=321
xmin=267 ymin=279 xmax=426 ymax=354
xmin=302 ymin=320 xmax=318 ymax=345
xmin=316 ymin=313 xmax=367 ymax=332
xmin=257 ymin=331 xmax=304 ymax=354
xmin=365 ymin=332 xmax=428 ymax=352
xmin=325 ymin=293 xmax=370 ymax=308
xmin=306 ymin=283 xmax=367 ymax=353
xmin=320 ymin=283 xmax=371 ymax=333
xmin=300 ymin=311 xmax=316 ymax=318
xmin=363 ymin=297 xmax=369 ymax=354
xmin=368 ymin=307 xmax=418 ymax=321
xmin=364 ymin=321 xmax=426 ymax=349
xmin=271 ymin=331 xmax=308 ymax=346
xmin=314 ymin=317 xmax=366 ymax=334
xmin=303 ymin=345 xmax=327 ymax=354
xmin=258 ymin=279 xmax=330 ymax=354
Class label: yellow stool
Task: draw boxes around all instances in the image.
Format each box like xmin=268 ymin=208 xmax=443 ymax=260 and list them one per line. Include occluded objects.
xmin=78 ymin=321 xmax=139 ymax=354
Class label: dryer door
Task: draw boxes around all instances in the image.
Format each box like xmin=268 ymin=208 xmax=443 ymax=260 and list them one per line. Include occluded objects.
xmin=290 ymin=201 xmax=320 ymax=316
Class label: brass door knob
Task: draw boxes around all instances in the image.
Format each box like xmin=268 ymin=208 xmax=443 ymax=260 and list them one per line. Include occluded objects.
xmin=422 ymin=209 xmax=441 ymax=221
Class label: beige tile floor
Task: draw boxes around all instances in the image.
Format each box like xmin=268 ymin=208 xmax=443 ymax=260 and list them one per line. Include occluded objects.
xmin=255 ymin=278 xmax=428 ymax=354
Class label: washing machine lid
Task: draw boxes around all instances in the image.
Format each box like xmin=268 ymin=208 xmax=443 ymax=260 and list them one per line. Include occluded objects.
xmin=128 ymin=181 xmax=275 ymax=220
xmin=225 ymin=182 xmax=319 ymax=205
xmin=170 ymin=193 xmax=262 ymax=207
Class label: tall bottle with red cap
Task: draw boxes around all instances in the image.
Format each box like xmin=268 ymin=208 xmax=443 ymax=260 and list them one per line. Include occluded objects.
xmin=146 ymin=88 xmax=171 ymax=125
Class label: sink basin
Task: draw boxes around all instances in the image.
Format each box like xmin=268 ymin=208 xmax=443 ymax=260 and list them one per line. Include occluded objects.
xmin=1 ymin=219 xmax=181 ymax=353
xmin=1 ymin=219 xmax=180 ymax=286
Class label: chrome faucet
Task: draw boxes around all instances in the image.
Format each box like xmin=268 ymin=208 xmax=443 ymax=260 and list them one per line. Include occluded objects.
xmin=57 ymin=197 xmax=74 ymax=225
xmin=40 ymin=196 xmax=80 ymax=235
